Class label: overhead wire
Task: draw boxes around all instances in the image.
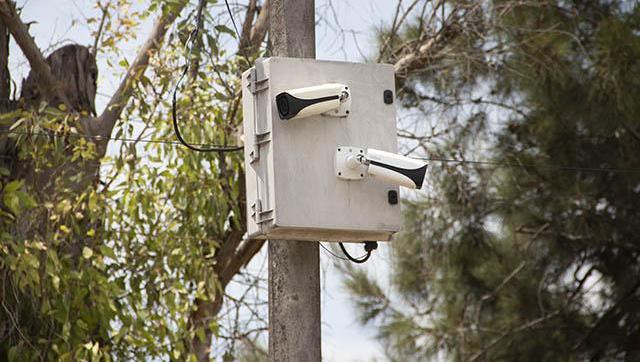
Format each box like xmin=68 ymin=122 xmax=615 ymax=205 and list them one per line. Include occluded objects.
xmin=414 ymin=156 xmax=640 ymax=174
xmin=3 ymin=129 xmax=640 ymax=174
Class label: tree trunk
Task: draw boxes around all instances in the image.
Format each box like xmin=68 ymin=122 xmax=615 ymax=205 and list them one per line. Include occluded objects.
xmin=0 ymin=17 xmax=8 ymax=112
xmin=20 ymin=44 xmax=97 ymax=115
xmin=0 ymin=15 xmax=15 ymax=183
xmin=0 ymin=44 xmax=101 ymax=347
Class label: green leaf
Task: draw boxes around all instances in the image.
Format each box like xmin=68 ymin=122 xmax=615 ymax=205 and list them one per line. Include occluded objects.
xmin=82 ymin=247 xmax=93 ymax=259
xmin=214 ymin=25 xmax=236 ymax=38
xmin=3 ymin=193 xmax=20 ymax=215
xmin=100 ymin=245 xmax=116 ymax=259
xmin=7 ymin=346 xmax=20 ymax=362
xmin=4 ymin=180 xmax=23 ymax=193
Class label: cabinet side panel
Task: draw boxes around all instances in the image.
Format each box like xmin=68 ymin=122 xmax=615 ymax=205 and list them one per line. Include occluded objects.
xmin=242 ymin=69 xmax=259 ymax=237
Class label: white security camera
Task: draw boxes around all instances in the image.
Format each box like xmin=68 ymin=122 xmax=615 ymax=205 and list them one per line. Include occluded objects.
xmin=276 ymin=83 xmax=351 ymax=120
xmin=335 ymin=146 xmax=427 ymax=189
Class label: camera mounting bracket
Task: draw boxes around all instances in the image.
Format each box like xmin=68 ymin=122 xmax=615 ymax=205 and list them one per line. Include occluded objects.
xmin=335 ymin=146 xmax=367 ymax=180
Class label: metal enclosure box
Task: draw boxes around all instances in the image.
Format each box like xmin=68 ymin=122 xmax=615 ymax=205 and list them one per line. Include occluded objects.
xmin=242 ymin=57 xmax=401 ymax=242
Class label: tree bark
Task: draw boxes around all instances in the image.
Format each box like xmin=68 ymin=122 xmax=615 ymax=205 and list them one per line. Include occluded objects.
xmin=0 ymin=14 xmax=8 ymax=112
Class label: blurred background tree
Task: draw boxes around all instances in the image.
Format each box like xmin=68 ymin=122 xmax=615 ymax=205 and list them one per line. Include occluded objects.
xmin=341 ymin=0 xmax=640 ymax=360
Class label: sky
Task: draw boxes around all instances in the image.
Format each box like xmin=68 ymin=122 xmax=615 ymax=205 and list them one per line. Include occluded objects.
xmin=8 ymin=0 xmax=402 ymax=360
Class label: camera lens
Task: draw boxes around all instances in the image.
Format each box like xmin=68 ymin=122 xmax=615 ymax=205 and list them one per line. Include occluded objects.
xmin=276 ymin=93 xmax=290 ymax=118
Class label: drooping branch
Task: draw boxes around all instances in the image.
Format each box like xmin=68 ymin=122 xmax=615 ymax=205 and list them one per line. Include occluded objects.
xmin=0 ymin=0 xmax=72 ymax=109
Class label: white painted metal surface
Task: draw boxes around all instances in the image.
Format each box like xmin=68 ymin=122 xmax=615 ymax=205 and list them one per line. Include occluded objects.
xmin=242 ymin=57 xmax=401 ymax=242
xmin=334 ymin=146 xmax=367 ymax=180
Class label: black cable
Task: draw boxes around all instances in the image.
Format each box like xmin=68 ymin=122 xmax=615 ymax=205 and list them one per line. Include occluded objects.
xmin=171 ymin=72 xmax=243 ymax=152
xmin=223 ymin=0 xmax=251 ymax=64
xmin=338 ymin=242 xmax=378 ymax=264
xmin=170 ymin=0 xmax=247 ymax=153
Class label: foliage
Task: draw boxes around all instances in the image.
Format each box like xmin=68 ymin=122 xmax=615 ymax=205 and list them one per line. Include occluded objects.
xmin=1 ymin=108 xmax=119 ymax=361
xmin=0 ymin=0 xmax=259 ymax=360
xmin=342 ymin=1 xmax=640 ymax=361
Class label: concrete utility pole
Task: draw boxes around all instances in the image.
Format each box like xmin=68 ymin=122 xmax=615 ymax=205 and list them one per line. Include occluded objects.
xmin=268 ymin=1 xmax=321 ymax=361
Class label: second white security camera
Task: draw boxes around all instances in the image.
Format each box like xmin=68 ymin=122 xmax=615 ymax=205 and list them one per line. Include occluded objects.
xmin=276 ymin=83 xmax=351 ymax=120
xmin=335 ymin=147 xmax=428 ymax=189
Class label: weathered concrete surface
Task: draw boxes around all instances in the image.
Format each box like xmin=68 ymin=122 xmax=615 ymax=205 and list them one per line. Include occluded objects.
xmin=268 ymin=1 xmax=321 ymax=361
xmin=269 ymin=240 xmax=321 ymax=361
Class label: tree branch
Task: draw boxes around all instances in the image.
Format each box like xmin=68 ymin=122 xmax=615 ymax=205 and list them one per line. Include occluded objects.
xmin=89 ymin=2 xmax=187 ymax=140
xmin=91 ymin=1 xmax=110 ymax=56
xmin=238 ymin=0 xmax=257 ymax=52
xmin=0 ymin=0 xmax=72 ymax=109
xmin=248 ymin=0 xmax=269 ymax=55
xmin=469 ymin=311 xmax=560 ymax=362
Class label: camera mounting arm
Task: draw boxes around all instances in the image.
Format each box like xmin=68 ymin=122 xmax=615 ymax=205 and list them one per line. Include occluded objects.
xmin=335 ymin=146 xmax=428 ymax=189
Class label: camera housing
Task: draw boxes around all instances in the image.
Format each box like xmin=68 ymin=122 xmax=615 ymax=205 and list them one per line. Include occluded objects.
xmin=276 ymin=83 xmax=351 ymax=120
xmin=335 ymin=147 xmax=428 ymax=189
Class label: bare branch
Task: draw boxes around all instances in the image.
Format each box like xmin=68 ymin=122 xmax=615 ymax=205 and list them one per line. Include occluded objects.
xmin=469 ymin=311 xmax=560 ymax=362
xmin=91 ymin=1 xmax=110 ymax=56
xmin=377 ymin=0 xmax=420 ymax=63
